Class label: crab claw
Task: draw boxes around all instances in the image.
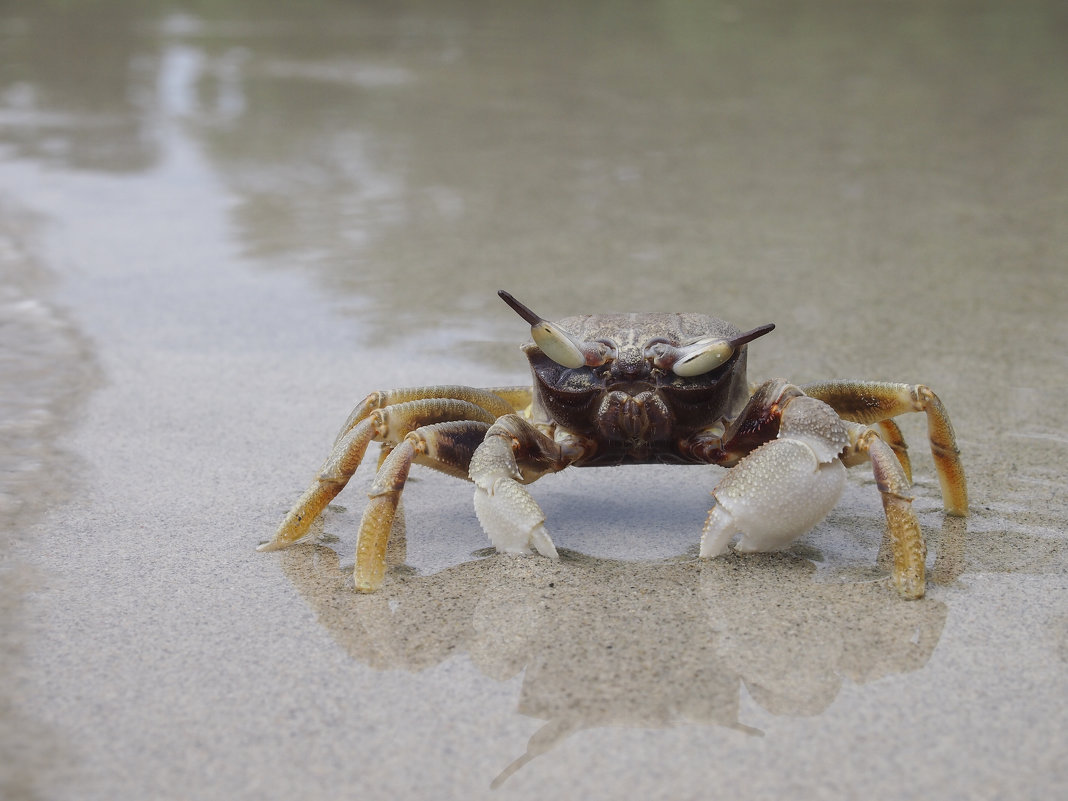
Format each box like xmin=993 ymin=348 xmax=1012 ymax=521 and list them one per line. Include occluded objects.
xmin=700 ymin=396 xmax=848 ymax=557
xmin=469 ymin=416 xmax=562 ymax=559
xmin=473 ymin=479 xmax=559 ymax=558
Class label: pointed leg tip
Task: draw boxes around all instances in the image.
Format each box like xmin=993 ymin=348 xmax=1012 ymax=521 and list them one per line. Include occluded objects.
xmin=892 ymin=576 xmax=926 ymax=600
xmin=354 ymin=563 xmax=386 ymax=593
xmin=354 ymin=571 xmax=385 ymax=593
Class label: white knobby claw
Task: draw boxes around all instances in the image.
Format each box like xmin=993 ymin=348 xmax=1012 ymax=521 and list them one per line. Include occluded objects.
xmin=473 ymin=478 xmax=559 ymax=558
xmin=469 ymin=417 xmax=562 ymax=559
xmin=701 ymin=397 xmax=848 ymax=558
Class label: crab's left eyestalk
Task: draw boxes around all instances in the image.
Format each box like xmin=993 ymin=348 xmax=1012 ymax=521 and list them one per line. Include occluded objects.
xmin=498 ymin=289 xmax=610 ymax=368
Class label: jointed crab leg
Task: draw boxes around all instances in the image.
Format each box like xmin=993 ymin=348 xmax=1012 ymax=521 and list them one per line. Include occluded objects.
xmin=332 ymin=385 xmax=520 ymax=444
xmin=364 ymin=386 xmax=531 ymax=470
xmin=262 ymin=395 xmax=501 ymax=553
xmin=355 ymin=420 xmax=492 ymax=592
xmin=481 ymin=385 xmax=534 ymax=415
xmin=260 ymin=416 xmax=379 ymax=552
xmin=873 ymin=418 xmax=913 ymax=482
xmin=802 ymin=381 xmax=967 ymax=516
xmin=843 ymin=423 xmax=927 ymax=599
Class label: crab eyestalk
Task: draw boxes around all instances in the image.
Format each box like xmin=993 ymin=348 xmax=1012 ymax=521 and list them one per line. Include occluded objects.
xmin=498 ymin=289 xmax=611 ymax=368
xmin=671 ymin=337 xmax=736 ymax=377
xmin=669 ymin=323 xmax=776 ymax=377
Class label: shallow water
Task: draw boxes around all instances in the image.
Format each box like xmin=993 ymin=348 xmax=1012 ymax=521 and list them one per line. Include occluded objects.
xmin=2 ymin=1 xmax=1067 ymax=799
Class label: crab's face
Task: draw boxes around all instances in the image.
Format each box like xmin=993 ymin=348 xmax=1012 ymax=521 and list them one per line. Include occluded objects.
xmin=499 ymin=292 xmax=774 ymax=463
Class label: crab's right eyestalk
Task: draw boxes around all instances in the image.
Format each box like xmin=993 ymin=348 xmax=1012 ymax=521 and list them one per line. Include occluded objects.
xmin=650 ymin=322 xmax=776 ymax=377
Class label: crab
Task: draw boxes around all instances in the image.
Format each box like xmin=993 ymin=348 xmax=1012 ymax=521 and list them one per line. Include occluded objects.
xmin=261 ymin=290 xmax=968 ymax=599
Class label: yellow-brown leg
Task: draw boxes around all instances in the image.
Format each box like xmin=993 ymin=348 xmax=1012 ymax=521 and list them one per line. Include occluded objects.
xmin=482 ymin=386 xmax=533 ymax=414
xmin=262 ymin=397 xmax=499 ymax=553
xmin=333 ymin=385 xmax=520 ymax=444
xmin=847 ymin=425 xmax=927 ymax=599
xmin=874 ymin=418 xmax=912 ymax=482
xmin=330 ymin=384 xmax=529 ymax=495
xmin=802 ymin=381 xmax=967 ymax=516
xmin=354 ymin=420 xmax=492 ymax=592
xmin=260 ymin=416 xmax=379 ymax=553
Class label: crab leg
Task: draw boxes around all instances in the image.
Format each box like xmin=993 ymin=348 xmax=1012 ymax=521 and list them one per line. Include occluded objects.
xmin=354 ymin=420 xmax=492 ymax=592
xmin=469 ymin=414 xmax=588 ymax=558
xmin=801 ymin=381 xmax=967 ymax=516
xmin=261 ymin=398 xmax=498 ymax=552
xmin=844 ymin=423 xmax=927 ymax=599
xmin=481 ymin=386 xmax=534 ymax=415
xmin=873 ymin=418 xmax=913 ymax=482
xmin=332 ymin=385 xmax=519 ymax=444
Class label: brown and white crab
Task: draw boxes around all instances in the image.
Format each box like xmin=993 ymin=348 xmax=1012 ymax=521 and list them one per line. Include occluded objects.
xmin=261 ymin=290 xmax=968 ymax=599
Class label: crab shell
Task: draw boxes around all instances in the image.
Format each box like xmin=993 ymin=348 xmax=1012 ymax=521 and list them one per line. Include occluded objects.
xmin=521 ymin=313 xmax=753 ymax=466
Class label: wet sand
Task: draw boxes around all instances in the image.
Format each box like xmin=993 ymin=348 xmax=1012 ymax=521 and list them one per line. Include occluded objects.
xmin=2 ymin=2 xmax=1066 ymax=799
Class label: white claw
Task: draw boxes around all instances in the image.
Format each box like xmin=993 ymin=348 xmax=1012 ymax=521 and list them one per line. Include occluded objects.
xmin=700 ymin=503 xmax=738 ymax=558
xmin=473 ymin=478 xmax=559 ymax=559
xmin=529 ymin=524 xmax=560 ymax=559
xmin=701 ymin=397 xmax=848 ymax=557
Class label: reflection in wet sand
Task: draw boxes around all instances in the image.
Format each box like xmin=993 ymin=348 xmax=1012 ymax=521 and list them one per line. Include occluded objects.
xmin=280 ymin=532 xmax=951 ymax=786
xmin=276 ymin=506 xmax=1068 ymax=786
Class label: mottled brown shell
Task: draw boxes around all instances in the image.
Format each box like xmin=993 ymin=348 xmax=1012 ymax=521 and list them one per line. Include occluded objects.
xmin=522 ymin=312 xmax=755 ymax=465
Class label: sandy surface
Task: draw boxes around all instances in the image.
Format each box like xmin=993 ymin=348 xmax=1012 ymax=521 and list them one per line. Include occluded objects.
xmin=2 ymin=2 xmax=1066 ymax=799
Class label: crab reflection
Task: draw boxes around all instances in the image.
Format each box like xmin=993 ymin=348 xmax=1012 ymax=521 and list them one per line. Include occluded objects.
xmin=279 ymin=518 xmax=968 ymax=786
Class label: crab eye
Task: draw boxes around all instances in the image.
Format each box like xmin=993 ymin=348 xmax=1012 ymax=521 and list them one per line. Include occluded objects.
xmin=644 ymin=338 xmax=675 ymax=367
xmin=497 ymin=289 xmax=611 ymax=369
xmin=668 ymin=323 xmax=777 ymax=377
xmin=589 ymin=339 xmax=617 ymax=366
xmin=671 ymin=339 xmax=734 ymax=377
xmin=531 ymin=320 xmax=586 ymax=368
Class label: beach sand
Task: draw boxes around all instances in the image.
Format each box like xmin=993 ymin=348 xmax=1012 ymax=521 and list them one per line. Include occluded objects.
xmin=2 ymin=2 xmax=1066 ymax=799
